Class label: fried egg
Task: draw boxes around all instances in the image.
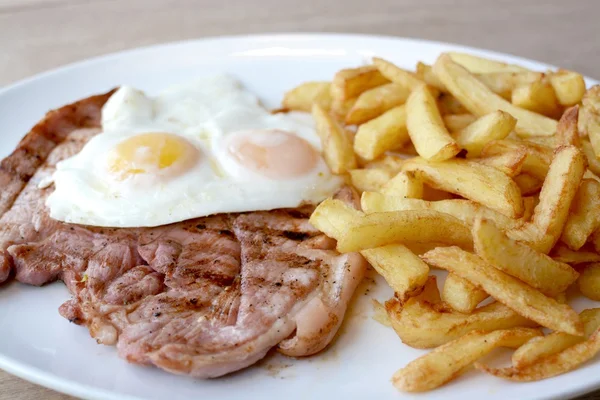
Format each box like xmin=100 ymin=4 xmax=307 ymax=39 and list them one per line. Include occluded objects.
xmin=46 ymin=75 xmax=343 ymax=227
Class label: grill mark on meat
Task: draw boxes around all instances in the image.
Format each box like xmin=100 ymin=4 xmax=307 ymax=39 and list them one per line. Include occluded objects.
xmin=0 ymin=92 xmax=367 ymax=378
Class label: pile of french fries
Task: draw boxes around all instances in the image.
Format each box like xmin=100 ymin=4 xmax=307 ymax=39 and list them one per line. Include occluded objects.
xmin=282 ymin=52 xmax=600 ymax=392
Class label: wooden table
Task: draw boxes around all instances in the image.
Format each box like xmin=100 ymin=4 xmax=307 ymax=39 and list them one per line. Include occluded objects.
xmin=1 ymin=0 xmax=599 ymax=398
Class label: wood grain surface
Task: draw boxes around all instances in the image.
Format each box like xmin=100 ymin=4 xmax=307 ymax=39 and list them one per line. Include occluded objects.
xmin=1 ymin=0 xmax=599 ymax=399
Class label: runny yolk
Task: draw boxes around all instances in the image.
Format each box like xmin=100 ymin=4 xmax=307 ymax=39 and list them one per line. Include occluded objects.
xmin=228 ymin=130 xmax=319 ymax=179
xmin=107 ymin=132 xmax=198 ymax=178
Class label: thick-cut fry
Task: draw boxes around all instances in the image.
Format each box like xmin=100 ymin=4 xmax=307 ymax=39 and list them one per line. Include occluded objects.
xmin=282 ymin=81 xmax=332 ymax=112
xmin=393 ymin=328 xmax=541 ymax=392
xmin=373 ymin=57 xmax=424 ymax=91
xmin=476 ymin=326 xmax=600 ymax=382
xmin=581 ymin=86 xmax=600 ymax=158
xmin=512 ymin=309 xmax=600 ymax=369
xmin=422 ymin=247 xmax=583 ymax=335
xmin=481 ymin=139 xmax=552 ymax=180
xmin=472 ymin=150 xmax=527 ymax=177
xmin=511 ymin=79 xmax=562 ymax=119
xmin=443 ymin=113 xmax=477 ymax=132
xmin=578 ymin=264 xmax=600 ymax=301
xmin=405 ymin=85 xmax=460 ymax=161
xmin=448 ymin=52 xmax=529 ymax=73
xmin=416 ymin=62 xmax=446 ymax=91
xmin=475 ymin=71 xmax=544 ymax=100
xmin=550 ymin=70 xmax=586 ymax=107
xmin=552 ymin=244 xmax=600 ymax=265
xmin=437 ymin=93 xmax=470 ymax=115
xmin=363 ymin=154 xmax=405 ymax=174
xmin=331 ymin=65 xmax=389 ymax=101
xmin=561 ymin=179 xmax=600 ymax=250
xmin=555 ymin=106 xmax=581 ymax=147
xmin=473 ymin=218 xmax=578 ymax=295
xmin=360 ymin=194 xmax=526 ymax=230
xmin=330 ymin=96 xmax=358 ymax=121
xmin=336 ymin=210 xmax=472 ymax=253
xmin=442 ymin=273 xmax=488 ymax=313
xmin=308 ymin=198 xmax=362 ymax=240
xmin=353 ymin=105 xmax=410 ymax=160
xmin=346 ymin=83 xmax=411 ymax=125
xmin=582 ymin=139 xmax=600 ymax=177
xmin=403 ymin=157 xmax=524 ymax=218
xmin=434 ymin=54 xmax=557 ymax=137
xmin=361 ymin=244 xmax=429 ymax=299
xmin=349 ymin=168 xmax=393 ymax=192
xmin=514 ymin=173 xmax=543 ymax=195
xmin=381 ymin=171 xmax=424 ymax=198
xmin=312 ymin=104 xmax=357 ymax=173
xmin=453 ymin=110 xmax=516 ymax=157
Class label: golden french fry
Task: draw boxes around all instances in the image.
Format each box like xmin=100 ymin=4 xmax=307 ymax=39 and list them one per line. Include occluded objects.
xmin=434 ymin=54 xmax=557 ymax=137
xmin=443 ymin=113 xmax=477 ymax=132
xmin=393 ymin=328 xmax=541 ymax=392
xmin=403 ymin=157 xmax=524 ymax=218
xmin=578 ymin=264 xmax=600 ymax=301
xmin=406 ymin=85 xmax=460 ymax=161
xmin=582 ymin=139 xmax=600 ymax=177
xmin=453 ymin=110 xmax=516 ymax=157
xmin=514 ymin=173 xmax=543 ymax=195
xmin=473 ymin=218 xmax=578 ymax=295
xmin=349 ymin=168 xmax=393 ymax=192
xmin=353 ymin=105 xmax=410 ymax=160
xmin=415 ymin=62 xmax=446 ymax=91
xmin=481 ymin=139 xmax=553 ymax=180
xmin=472 ymin=150 xmax=527 ymax=177
xmin=282 ymin=81 xmax=332 ymax=112
xmin=373 ymin=57 xmax=424 ymax=91
xmin=525 ymin=135 xmax=558 ymax=148
xmin=581 ymin=86 xmax=600 ymax=158
xmin=550 ymin=70 xmax=586 ymax=107
xmin=448 ymin=52 xmax=530 ymax=73
xmin=476 ymin=326 xmax=600 ymax=382
xmin=336 ymin=210 xmax=472 ymax=253
xmin=422 ymin=247 xmax=583 ymax=335
xmin=555 ymin=106 xmax=581 ymax=147
xmin=345 ymin=83 xmax=410 ymax=125
xmin=437 ymin=93 xmax=470 ymax=115
xmin=372 ymin=299 xmax=392 ymax=327
xmin=331 ymin=65 xmax=389 ymax=101
xmin=475 ymin=71 xmax=544 ymax=100
xmin=363 ymin=154 xmax=405 ymax=174
xmin=442 ymin=273 xmax=488 ymax=313
xmin=512 ymin=309 xmax=600 ymax=369
xmin=308 ymin=198 xmax=363 ymax=240
xmin=330 ymin=96 xmax=358 ymax=121
xmin=381 ymin=171 xmax=424 ymax=198
xmin=312 ymin=104 xmax=357 ymax=173
xmin=552 ymin=244 xmax=600 ymax=265
xmin=361 ymin=244 xmax=429 ymax=299
xmin=561 ymin=179 xmax=600 ymax=250
xmin=511 ymin=79 xmax=562 ymax=119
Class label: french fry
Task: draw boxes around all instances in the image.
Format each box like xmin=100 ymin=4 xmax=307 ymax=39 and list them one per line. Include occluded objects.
xmin=361 ymin=244 xmax=429 ymax=299
xmin=403 ymin=157 xmax=524 ymax=218
xmin=330 ymin=96 xmax=358 ymax=121
xmin=363 ymin=154 xmax=405 ymax=174
xmin=308 ymin=198 xmax=363 ymax=240
xmin=349 ymin=168 xmax=394 ymax=192
xmin=481 ymin=139 xmax=553 ymax=180
xmin=525 ymin=135 xmax=558 ymax=148
xmin=373 ymin=57 xmax=424 ymax=91
xmin=353 ymin=105 xmax=410 ymax=160
xmin=582 ymin=139 xmax=600 ymax=177
xmin=514 ymin=173 xmax=543 ymax=195
xmin=405 ymin=85 xmax=460 ymax=161
xmin=393 ymin=328 xmax=541 ymax=392
xmin=443 ymin=113 xmax=477 ymax=132
xmin=345 ymin=83 xmax=410 ymax=125
xmin=453 ymin=110 xmax=516 ymax=157
xmin=336 ymin=210 xmax=472 ymax=253
xmin=434 ymin=54 xmax=557 ymax=137
xmin=511 ymin=78 xmax=562 ymax=119
xmin=282 ymin=81 xmax=332 ymax=112
xmin=331 ymin=65 xmax=389 ymax=101
xmin=473 ymin=218 xmax=578 ymax=295
xmin=578 ymin=264 xmax=600 ymax=301
xmin=561 ymin=179 xmax=600 ymax=250
xmin=416 ymin=62 xmax=446 ymax=91
xmin=360 ymin=194 xmax=526 ymax=230
xmin=437 ymin=93 xmax=470 ymax=115
xmin=312 ymin=104 xmax=357 ymax=173
xmin=475 ymin=71 xmax=544 ymax=100
xmin=552 ymin=244 xmax=600 ymax=265
xmin=549 ymin=70 xmax=586 ymax=107
xmin=448 ymin=52 xmax=530 ymax=73
xmin=581 ymin=86 xmax=600 ymax=158
xmin=380 ymin=171 xmax=424 ymax=198
xmin=372 ymin=299 xmax=392 ymax=327
xmin=511 ymin=309 xmax=600 ymax=369
xmin=442 ymin=273 xmax=488 ymax=313
xmin=422 ymin=247 xmax=583 ymax=335
xmin=555 ymin=106 xmax=581 ymax=147
xmin=472 ymin=150 xmax=527 ymax=177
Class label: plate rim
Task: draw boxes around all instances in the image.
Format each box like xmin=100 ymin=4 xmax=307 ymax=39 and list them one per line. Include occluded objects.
xmin=0 ymin=32 xmax=598 ymax=400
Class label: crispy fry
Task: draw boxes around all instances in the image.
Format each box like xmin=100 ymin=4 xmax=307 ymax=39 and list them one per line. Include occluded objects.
xmin=511 ymin=78 xmax=562 ymax=119
xmin=481 ymin=139 xmax=553 ymax=180
xmin=472 ymin=150 xmax=527 ymax=177
xmin=331 ymin=65 xmax=389 ymax=101
xmin=443 ymin=113 xmax=477 ymax=132
xmin=581 ymin=86 xmax=600 ymax=158
xmin=437 ymin=93 xmax=470 ymax=115
xmin=453 ymin=110 xmax=516 ymax=157
xmin=578 ymin=264 xmax=600 ymax=301
xmin=312 ymin=104 xmax=357 ymax=173
xmin=549 ymin=70 xmax=586 ymax=107
xmin=416 ymin=62 xmax=446 ymax=91
xmin=561 ymin=179 xmax=600 ymax=250
xmin=330 ymin=96 xmax=358 ymax=121
xmin=448 ymin=52 xmax=530 ymax=73
xmin=475 ymin=71 xmax=544 ymax=100
xmin=405 ymin=85 xmax=460 ymax=161
xmin=555 ymin=106 xmax=581 ymax=147
xmin=373 ymin=57 xmax=424 ymax=91
xmin=381 ymin=171 xmax=424 ymax=198
xmin=434 ymin=54 xmax=557 ymax=137
xmin=372 ymin=299 xmax=392 ymax=327
xmin=514 ymin=173 xmax=543 ymax=195
xmin=393 ymin=328 xmax=541 ymax=392
xmin=552 ymin=244 xmax=600 ymax=265
xmin=363 ymin=154 xmax=405 ymax=174
xmin=582 ymin=139 xmax=600 ymax=177
xmin=403 ymin=157 xmax=524 ymax=218
xmin=282 ymin=81 xmax=332 ymax=112
xmin=473 ymin=218 xmax=578 ymax=295
xmin=442 ymin=273 xmax=488 ymax=313
xmin=346 ymin=83 xmax=411 ymax=125
xmin=308 ymin=198 xmax=363 ymax=240
xmin=353 ymin=105 xmax=410 ymax=160
xmin=349 ymin=168 xmax=394 ymax=192
xmin=422 ymin=247 xmax=583 ymax=335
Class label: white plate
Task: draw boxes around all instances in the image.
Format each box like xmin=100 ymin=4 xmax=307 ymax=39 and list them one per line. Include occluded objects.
xmin=0 ymin=33 xmax=597 ymax=400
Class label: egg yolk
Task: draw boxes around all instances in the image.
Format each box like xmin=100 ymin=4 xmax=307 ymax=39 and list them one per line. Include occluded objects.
xmin=107 ymin=133 xmax=198 ymax=178
xmin=228 ymin=130 xmax=319 ymax=179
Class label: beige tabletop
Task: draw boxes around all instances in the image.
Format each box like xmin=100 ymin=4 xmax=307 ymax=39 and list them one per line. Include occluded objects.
xmin=1 ymin=0 xmax=600 ymax=399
